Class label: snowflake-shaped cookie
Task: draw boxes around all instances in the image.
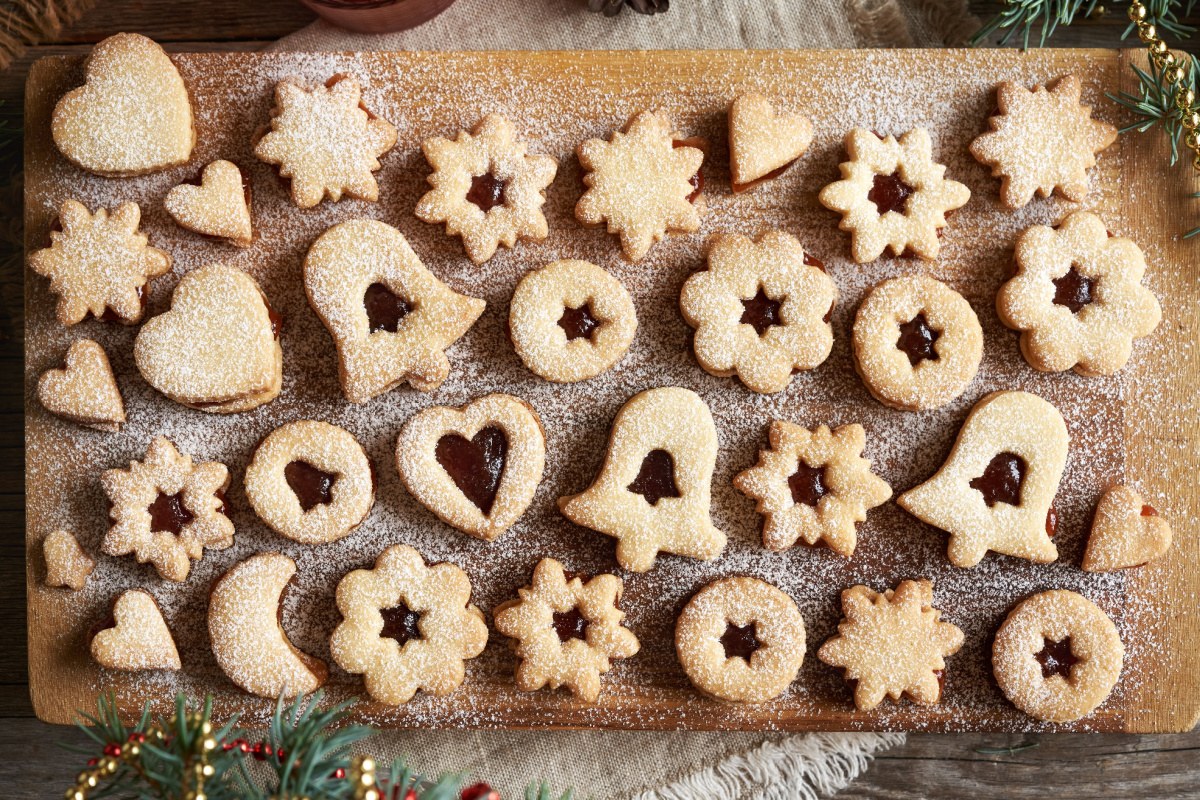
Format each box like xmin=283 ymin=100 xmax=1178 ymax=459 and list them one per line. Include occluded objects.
xmin=415 ymin=114 xmax=558 ymax=264
xmin=101 ymin=436 xmax=233 ymax=582
xmin=970 ymin=75 xmax=1117 ymax=208
xmin=254 ymin=74 xmax=397 ymax=208
xmin=576 ymin=110 xmax=704 ymax=262
xmin=818 ymin=128 xmax=969 ymax=263
xmin=734 ymin=422 xmax=891 ymax=558
xmin=817 ymin=580 xmax=964 ymax=710
xmin=493 ymin=558 xmax=639 ymax=703
xmin=29 ymin=200 xmax=170 ymax=326
xmin=997 ymin=211 xmax=1161 ymax=376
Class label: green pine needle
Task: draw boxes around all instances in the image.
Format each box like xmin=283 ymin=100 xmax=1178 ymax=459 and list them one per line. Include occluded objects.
xmin=526 ymin=781 xmax=582 ymax=800
xmin=1107 ymin=55 xmax=1198 ymax=166
xmin=968 ymin=0 xmax=1100 ymax=48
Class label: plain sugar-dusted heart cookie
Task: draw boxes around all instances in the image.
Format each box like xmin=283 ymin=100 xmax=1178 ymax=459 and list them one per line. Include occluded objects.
xmin=165 ymin=160 xmax=254 ymax=247
xmin=728 ymin=93 xmax=813 ymax=191
xmin=43 ymin=530 xmax=95 ymax=590
xmin=37 ymin=339 xmax=125 ymax=432
xmin=51 ymin=33 xmax=194 ymax=177
xmin=90 ymin=589 xmax=181 ymax=671
xmin=1082 ymin=485 xmax=1173 ymax=572
xmin=135 ymin=262 xmax=282 ymax=413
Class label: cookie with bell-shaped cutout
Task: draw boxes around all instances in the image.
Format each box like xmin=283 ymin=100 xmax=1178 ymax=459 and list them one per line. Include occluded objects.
xmin=37 ymin=339 xmax=125 ymax=432
xmin=90 ymin=589 xmax=181 ymax=671
xmin=1082 ymin=485 xmax=1173 ymax=572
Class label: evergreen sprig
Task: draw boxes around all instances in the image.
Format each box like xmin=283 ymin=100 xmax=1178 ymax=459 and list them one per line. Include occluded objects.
xmin=1121 ymin=0 xmax=1198 ymax=39
xmin=968 ymin=0 xmax=1101 ymax=48
xmin=1109 ymin=55 xmax=1198 ymax=162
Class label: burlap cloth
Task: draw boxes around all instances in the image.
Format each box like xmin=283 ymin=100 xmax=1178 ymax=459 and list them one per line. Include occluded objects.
xmin=268 ymin=1 xmax=976 ymax=796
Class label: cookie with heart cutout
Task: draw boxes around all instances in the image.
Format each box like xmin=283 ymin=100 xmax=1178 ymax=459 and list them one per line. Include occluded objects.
xmin=1081 ymin=485 xmax=1173 ymax=572
xmin=89 ymin=589 xmax=181 ymax=671
xmin=134 ymin=262 xmax=282 ymax=413
xmin=51 ymin=33 xmax=194 ymax=177
xmin=558 ymin=387 xmax=726 ymax=573
xmin=37 ymin=339 xmax=125 ymax=432
xmin=165 ymin=160 xmax=254 ymax=247
xmin=728 ymin=93 xmax=813 ymax=192
xmin=304 ymin=219 xmax=485 ymax=404
xmin=43 ymin=530 xmax=95 ymax=590
xmin=396 ymin=394 xmax=545 ymax=542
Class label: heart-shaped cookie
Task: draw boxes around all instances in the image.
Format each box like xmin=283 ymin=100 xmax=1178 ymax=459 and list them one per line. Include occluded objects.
xmin=135 ymin=262 xmax=282 ymax=413
xmin=165 ymin=160 xmax=253 ymax=247
xmin=90 ymin=589 xmax=181 ymax=671
xmin=37 ymin=339 xmax=125 ymax=432
xmin=397 ymin=394 xmax=545 ymax=541
xmin=1082 ymin=485 xmax=1173 ymax=572
xmin=51 ymin=33 xmax=194 ymax=177
xmin=729 ymin=93 xmax=814 ymax=191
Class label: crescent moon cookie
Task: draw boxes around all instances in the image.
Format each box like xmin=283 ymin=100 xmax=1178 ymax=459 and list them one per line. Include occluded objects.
xmin=493 ymin=558 xmax=639 ymax=703
xmin=208 ymin=552 xmax=329 ymax=699
xmin=992 ymin=590 xmax=1124 ymax=723
xmin=733 ymin=421 xmax=891 ymax=558
xmin=51 ymin=33 xmax=194 ymax=177
xmin=165 ymin=160 xmax=254 ymax=247
xmin=135 ymin=262 xmax=283 ymax=413
xmin=817 ymin=580 xmax=964 ymax=711
xmin=508 ymin=260 xmax=637 ymax=383
xmin=29 ymin=200 xmax=171 ymax=326
xmin=852 ymin=275 xmax=983 ymax=411
xmin=101 ymin=436 xmax=233 ymax=582
xmin=397 ymin=394 xmax=545 ymax=542
xmin=675 ymin=577 xmax=806 ymax=704
xmin=680 ymin=230 xmax=837 ymax=393
xmin=89 ymin=589 xmax=181 ymax=671
xmin=254 ymin=73 xmax=397 ymax=208
xmin=330 ymin=545 xmax=488 ymax=705
xmin=558 ymin=387 xmax=727 ymax=573
xmin=576 ymin=110 xmax=705 ymax=262
xmin=43 ymin=530 xmax=95 ymax=590
xmin=37 ymin=339 xmax=125 ymax=432
xmin=818 ymin=128 xmax=969 ymax=263
xmin=1082 ymin=485 xmax=1173 ymax=573
xmin=245 ymin=421 xmax=375 ymax=545
xmin=997 ymin=212 xmax=1161 ymax=377
xmin=898 ymin=391 xmax=1067 ymax=568
xmin=728 ymin=93 xmax=813 ymax=192
xmin=970 ymin=75 xmax=1117 ymax=209
xmin=304 ymin=219 xmax=486 ymax=404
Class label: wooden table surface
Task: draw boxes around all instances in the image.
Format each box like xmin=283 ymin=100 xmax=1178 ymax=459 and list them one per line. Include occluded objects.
xmin=3 ymin=1 xmax=1198 ymax=797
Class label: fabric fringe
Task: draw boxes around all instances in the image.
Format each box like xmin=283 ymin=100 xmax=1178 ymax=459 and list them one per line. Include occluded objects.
xmin=0 ymin=0 xmax=97 ymax=71
xmin=843 ymin=0 xmax=915 ymax=48
xmin=910 ymin=0 xmax=982 ymax=46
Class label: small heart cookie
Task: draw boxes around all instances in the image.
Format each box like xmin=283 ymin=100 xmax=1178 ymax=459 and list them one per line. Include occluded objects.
xmin=37 ymin=339 xmax=125 ymax=432
xmin=729 ymin=93 xmax=813 ymax=192
xmin=1082 ymin=485 xmax=1173 ymax=572
xmin=51 ymin=33 xmax=194 ymax=177
xmin=135 ymin=262 xmax=282 ymax=413
xmin=165 ymin=160 xmax=254 ymax=247
xmin=90 ymin=589 xmax=181 ymax=671
xmin=43 ymin=530 xmax=95 ymax=590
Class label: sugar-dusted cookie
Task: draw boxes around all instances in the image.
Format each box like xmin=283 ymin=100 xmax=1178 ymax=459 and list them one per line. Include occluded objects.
xmin=734 ymin=422 xmax=891 ymax=558
xmin=90 ymin=589 xmax=181 ymax=671
xmin=397 ymin=394 xmax=545 ymax=542
xmin=101 ymin=436 xmax=233 ymax=582
xmin=997 ymin=212 xmax=1161 ymax=377
xmin=993 ymin=590 xmax=1123 ymax=723
xmin=680 ymin=230 xmax=837 ymax=393
xmin=558 ymin=387 xmax=726 ymax=572
xmin=493 ymin=558 xmax=638 ymax=703
xmin=817 ymin=580 xmax=963 ymax=710
xmin=818 ymin=128 xmax=969 ymax=263
xmin=37 ymin=339 xmax=125 ymax=432
xmin=970 ymin=75 xmax=1117 ymax=208
xmin=852 ymin=275 xmax=983 ymax=411
xmin=245 ymin=420 xmax=375 ymax=545
xmin=899 ymin=391 xmax=1067 ymax=568
xmin=43 ymin=530 xmax=95 ymax=590
xmin=415 ymin=114 xmax=558 ymax=264
xmin=304 ymin=219 xmax=485 ymax=404
xmin=728 ymin=93 xmax=813 ymax=192
xmin=208 ymin=552 xmax=328 ymax=699
xmin=1082 ymin=485 xmax=1173 ymax=573
xmin=508 ymin=259 xmax=637 ymax=383
xmin=254 ymin=74 xmax=396 ymax=208
xmin=165 ymin=160 xmax=253 ymax=247
xmin=576 ymin=110 xmax=704 ymax=262
xmin=51 ymin=33 xmax=194 ymax=177
xmin=331 ymin=545 xmax=488 ymax=705
xmin=135 ymin=262 xmax=282 ymax=413
xmin=675 ymin=577 xmax=805 ymax=703
xmin=30 ymin=200 xmax=171 ymax=326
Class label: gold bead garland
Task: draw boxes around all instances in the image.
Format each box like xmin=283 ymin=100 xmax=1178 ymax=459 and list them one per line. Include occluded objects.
xmin=1126 ymin=0 xmax=1200 ymax=170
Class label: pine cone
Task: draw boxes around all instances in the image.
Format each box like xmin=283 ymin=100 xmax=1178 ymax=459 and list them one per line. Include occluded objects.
xmin=587 ymin=0 xmax=669 ymax=16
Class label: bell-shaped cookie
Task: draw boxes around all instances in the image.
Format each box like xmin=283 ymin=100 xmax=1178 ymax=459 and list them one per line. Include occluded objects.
xmin=1082 ymin=485 xmax=1172 ymax=572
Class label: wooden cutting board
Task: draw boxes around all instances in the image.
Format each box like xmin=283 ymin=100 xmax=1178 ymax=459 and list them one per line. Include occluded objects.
xmin=23 ymin=47 xmax=1200 ymax=732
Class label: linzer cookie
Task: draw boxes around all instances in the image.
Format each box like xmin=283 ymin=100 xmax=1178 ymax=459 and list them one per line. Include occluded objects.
xmin=43 ymin=530 xmax=95 ymax=590
xmin=728 ymin=93 xmax=813 ymax=192
xmin=165 ymin=160 xmax=254 ymax=247
xmin=89 ymin=589 xmax=181 ymax=672
xmin=37 ymin=339 xmax=125 ymax=432
xmin=1082 ymin=485 xmax=1173 ymax=573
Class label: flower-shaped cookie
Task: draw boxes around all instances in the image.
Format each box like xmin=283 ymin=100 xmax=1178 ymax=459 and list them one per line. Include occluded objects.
xmin=970 ymin=75 xmax=1117 ymax=208
xmin=101 ymin=436 xmax=233 ymax=582
xmin=680 ymin=231 xmax=837 ymax=393
xmin=37 ymin=339 xmax=125 ymax=432
xmin=817 ymin=580 xmax=963 ymax=710
xmin=734 ymin=422 xmax=891 ymax=558
xmin=576 ymin=110 xmax=704 ymax=262
xmin=997 ymin=211 xmax=1161 ymax=376
xmin=415 ymin=114 xmax=558 ymax=264
xmin=493 ymin=558 xmax=639 ymax=703
xmin=818 ymin=128 xmax=969 ymax=263
xmin=43 ymin=530 xmax=95 ymax=590
xmin=1082 ymin=485 xmax=1173 ymax=572
xmin=254 ymin=74 xmax=397 ymax=208
xmin=30 ymin=200 xmax=171 ymax=326
xmin=331 ymin=545 xmax=488 ymax=705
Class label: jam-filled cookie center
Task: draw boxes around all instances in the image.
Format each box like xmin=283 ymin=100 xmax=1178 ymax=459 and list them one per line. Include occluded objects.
xmin=628 ymin=449 xmax=682 ymax=506
xmin=284 ymin=461 xmax=337 ymax=512
xmin=552 ymin=607 xmax=589 ymax=643
xmin=1035 ymin=636 xmax=1078 ymax=681
xmin=897 ymin=312 xmax=941 ymax=367
xmin=1052 ymin=265 xmax=1096 ymax=314
xmin=969 ymin=452 xmax=1025 ymax=507
xmin=467 ymin=173 xmax=508 ymax=212
xmin=435 ymin=426 xmax=508 ymax=516
xmin=380 ymin=601 xmax=423 ymax=646
xmin=868 ymin=172 xmax=916 ymax=216
xmin=789 ymin=461 xmax=830 ymax=507
xmin=720 ymin=621 xmax=761 ymax=661
xmin=558 ymin=302 xmax=602 ymax=342
xmin=363 ymin=282 xmax=412 ymax=334
xmin=149 ymin=491 xmax=194 ymax=535
xmin=740 ymin=287 xmax=783 ymax=336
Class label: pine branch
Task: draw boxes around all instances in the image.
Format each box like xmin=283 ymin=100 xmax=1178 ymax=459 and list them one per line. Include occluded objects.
xmin=1107 ymin=54 xmax=1198 ymax=163
xmin=968 ymin=0 xmax=1100 ymax=48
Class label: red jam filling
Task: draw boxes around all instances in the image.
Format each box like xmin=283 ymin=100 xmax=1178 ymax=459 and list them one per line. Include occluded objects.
xmin=740 ymin=287 xmax=783 ymax=336
xmin=1035 ymin=637 xmax=1077 ymax=681
xmin=1142 ymin=504 xmax=1158 ymax=516
xmin=969 ymin=453 xmax=1026 ymax=507
xmin=867 ymin=173 xmax=915 ymax=215
xmin=720 ymin=621 xmax=760 ymax=661
xmin=552 ymin=608 xmax=589 ymax=643
xmin=148 ymin=491 xmax=194 ymax=536
xmin=466 ymin=173 xmax=507 ymax=212
xmin=672 ymin=139 xmax=704 ymax=203
xmin=380 ymin=601 xmax=422 ymax=646
xmin=627 ymin=449 xmax=681 ymax=507
xmin=1052 ymin=266 xmax=1096 ymax=314
xmin=896 ymin=313 xmax=940 ymax=367
xmin=364 ymin=282 xmax=412 ymax=334
xmin=284 ymin=461 xmax=336 ymax=512
xmin=1046 ymin=505 xmax=1058 ymax=537
xmin=558 ymin=303 xmax=601 ymax=341
xmin=435 ymin=426 xmax=508 ymax=516
xmin=789 ymin=461 xmax=830 ymax=507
